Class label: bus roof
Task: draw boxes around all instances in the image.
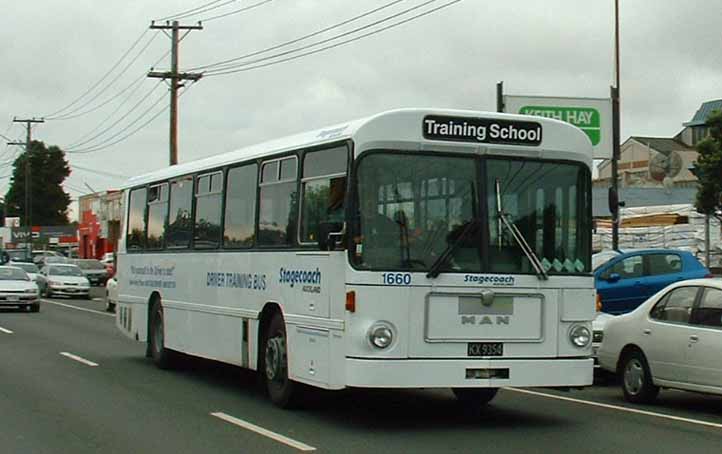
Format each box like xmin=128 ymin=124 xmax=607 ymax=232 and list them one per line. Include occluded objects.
xmin=123 ymin=108 xmax=592 ymax=189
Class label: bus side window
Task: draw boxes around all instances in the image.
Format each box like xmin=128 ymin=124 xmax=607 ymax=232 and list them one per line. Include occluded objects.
xmin=127 ymin=187 xmax=147 ymax=251
xmin=147 ymin=182 xmax=168 ymax=250
xmin=194 ymin=171 xmax=223 ymax=249
xmin=224 ymin=163 xmax=258 ymax=248
xmin=258 ymin=156 xmax=298 ymax=246
xmin=299 ymin=145 xmax=348 ymax=248
xmin=166 ymin=176 xmax=193 ymax=249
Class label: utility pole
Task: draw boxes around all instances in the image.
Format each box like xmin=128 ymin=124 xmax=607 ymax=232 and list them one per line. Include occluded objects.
xmin=610 ymin=0 xmax=621 ymax=250
xmin=11 ymin=117 xmax=44 ymax=255
xmin=148 ymin=20 xmax=203 ymax=166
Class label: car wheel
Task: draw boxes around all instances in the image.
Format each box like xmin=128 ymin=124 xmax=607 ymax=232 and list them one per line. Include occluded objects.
xmin=621 ymin=350 xmax=659 ymax=404
xmin=149 ymin=301 xmax=174 ymax=369
xmin=261 ymin=312 xmax=300 ymax=408
xmin=452 ymin=388 xmax=498 ymax=415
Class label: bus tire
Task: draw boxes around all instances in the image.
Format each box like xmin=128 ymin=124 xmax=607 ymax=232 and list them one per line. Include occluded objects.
xmin=149 ymin=301 xmax=174 ymax=369
xmin=261 ymin=312 xmax=299 ymax=408
xmin=452 ymin=388 xmax=498 ymax=414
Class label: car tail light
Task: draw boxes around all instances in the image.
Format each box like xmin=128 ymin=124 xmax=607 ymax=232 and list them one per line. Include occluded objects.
xmin=596 ymin=293 xmax=603 ymax=312
xmin=345 ymin=291 xmax=356 ymax=312
xmin=704 ymin=273 xmax=714 ymax=278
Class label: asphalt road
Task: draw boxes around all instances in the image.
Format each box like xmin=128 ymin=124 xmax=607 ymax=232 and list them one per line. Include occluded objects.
xmin=2 ymin=291 xmax=722 ymax=454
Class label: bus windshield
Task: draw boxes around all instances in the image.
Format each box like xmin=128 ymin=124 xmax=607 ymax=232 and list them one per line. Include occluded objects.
xmin=352 ymin=152 xmax=590 ymax=275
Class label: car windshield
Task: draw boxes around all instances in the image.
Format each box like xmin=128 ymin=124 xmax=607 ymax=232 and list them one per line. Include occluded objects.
xmin=74 ymin=260 xmax=105 ymax=270
xmin=48 ymin=265 xmax=84 ymax=277
xmin=352 ymin=152 xmax=591 ymax=275
xmin=0 ymin=267 xmax=29 ymax=280
xmin=7 ymin=250 xmax=32 ymax=261
xmin=12 ymin=262 xmax=39 ymax=273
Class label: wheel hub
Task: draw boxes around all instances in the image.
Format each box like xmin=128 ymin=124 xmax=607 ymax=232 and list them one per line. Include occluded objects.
xmin=624 ymin=359 xmax=643 ymax=395
xmin=265 ymin=336 xmax=286 ymax=382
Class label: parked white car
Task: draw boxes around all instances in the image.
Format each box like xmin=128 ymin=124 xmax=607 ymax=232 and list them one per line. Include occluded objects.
xmin=0 ymin=266 xmax=40 ymax=312
xmin=598 ymin=278 xmax=722 ymax=403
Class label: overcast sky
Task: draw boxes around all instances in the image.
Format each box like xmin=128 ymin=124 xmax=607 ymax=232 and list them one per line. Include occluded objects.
xmin=1 ymin=0 xmax=721 ymax=220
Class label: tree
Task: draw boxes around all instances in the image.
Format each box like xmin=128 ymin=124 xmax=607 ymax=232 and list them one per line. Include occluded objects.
xmin=693 ymin=110 xmax=722 ymax=217
xmin=4 ymin=140 xmax=72 ymax=225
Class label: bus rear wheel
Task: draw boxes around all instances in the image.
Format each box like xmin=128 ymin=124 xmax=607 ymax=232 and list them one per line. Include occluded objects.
xmin=149 ymin=301 xmax=174 ymax=369
xmin=452 ymin=388 xmax=498 ymax=413
xmin=261 ymin=312 xmax=299 ymax=408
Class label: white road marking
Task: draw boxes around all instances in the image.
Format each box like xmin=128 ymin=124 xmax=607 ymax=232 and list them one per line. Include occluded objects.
xmin=0 ymin=326 xmax=13 ymax=334
xmin=42 ymin=299 xmax=114 ymax=318
xmin=211 ymin=412 xmax=316 ymax=452
xmin=506 ymin=388 xmax=722 ymax=430
xmin=60 ymin=352 xmax=99 ymax=367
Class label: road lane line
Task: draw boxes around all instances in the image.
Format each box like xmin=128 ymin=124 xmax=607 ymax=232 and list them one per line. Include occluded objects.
xmin=211 ymin=412 xmax=316 ymax=452
xmin=506 ymin=388 xmax=722 ymax=430
xmin=42 ymin=299 xmax=114 ymax=318
xmin=60 ymin=352 xmax=99 ymax=367
xmin=0 ymin=326 xmax=13 ymax=334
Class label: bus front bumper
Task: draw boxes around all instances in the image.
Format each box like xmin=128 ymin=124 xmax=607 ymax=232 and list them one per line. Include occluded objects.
xmin=345 ymin=357 xmax=593 ymax=388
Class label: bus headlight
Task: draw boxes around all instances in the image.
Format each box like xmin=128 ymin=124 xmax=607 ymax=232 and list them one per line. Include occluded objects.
xmin=368 ymin=322 xmax=394 ymax=349
xmin=569 ymin=325 xmax=591 ymax=348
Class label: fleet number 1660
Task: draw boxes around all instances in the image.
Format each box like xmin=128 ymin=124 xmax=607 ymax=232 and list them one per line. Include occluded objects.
xmin=381 ymin=273 xmax=411 ymax=285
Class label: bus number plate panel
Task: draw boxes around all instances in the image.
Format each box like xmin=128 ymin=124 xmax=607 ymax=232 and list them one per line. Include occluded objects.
xmin=467 ymin=342 xmax=503 ymax=357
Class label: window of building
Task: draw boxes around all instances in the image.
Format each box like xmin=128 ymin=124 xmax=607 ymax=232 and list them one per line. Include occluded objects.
xmin=147 ymin=183 xmax=168 ymax=249
xmin=224 ymin=164 xmax=258 ymax=248
xmin=299 ymin=146 xmax=347 ymax=245
xmin=258 ymin=156 xmax=298 ymax=246
xmin=166 ymin=176 xmax=193 ymax=249
xmin=194 ymin=171 xmax=223 ymax=249
xmin=127 ymin=187 xmax=147 ymax=250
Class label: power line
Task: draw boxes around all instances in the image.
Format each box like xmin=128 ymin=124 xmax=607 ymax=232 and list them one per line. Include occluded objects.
xmin=63 ymin=82 xmax=196 ymax=155
xmin=66 ymin=85 xmax=168 ymax=153
xmin=189 ymin=0 xmax=407 ymax=71
xmin=44 ymin=29 xmax=152 ymax=119
xmin=156 ymin=0 xmax=225 ymax=22
xmin=47 ymin=31 xmax=161 ymax=121
xmin=170 ymin=0 xmax=238 ymax=21
xmin=64 ymin=80 xmax=165 ymax=151
xmin=70 ymin=164 xmax=129 ymax=180
xmin=64 ymin=49 xmax=171 ymax=149
xmin=205 ymin=0 xmax=463 ymax=77
xmin=199 ymin=0 xmax=272 ymax=23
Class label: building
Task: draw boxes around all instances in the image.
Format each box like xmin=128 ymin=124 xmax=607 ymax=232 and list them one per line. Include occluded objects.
xmin=78 ymin=191 xmax=122 ymax=259
xmin=595 ymin=99 xmax=721 ymax=190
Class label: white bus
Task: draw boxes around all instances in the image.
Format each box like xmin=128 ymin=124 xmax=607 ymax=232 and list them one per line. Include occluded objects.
xmin=116 ymin=108 xmax=595 ymax=409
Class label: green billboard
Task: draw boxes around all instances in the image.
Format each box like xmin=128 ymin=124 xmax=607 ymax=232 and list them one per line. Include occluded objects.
xmin=518 ymin=106 xmax=601 ymax=145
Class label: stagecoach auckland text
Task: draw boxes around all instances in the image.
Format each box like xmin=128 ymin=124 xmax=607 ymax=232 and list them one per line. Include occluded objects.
xmin=279 ymin=267 xmax=321 ymax=288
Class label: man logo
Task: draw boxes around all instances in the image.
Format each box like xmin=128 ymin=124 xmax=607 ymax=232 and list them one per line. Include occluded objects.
xmin=461 ymin=315 xmax=511 ymax=326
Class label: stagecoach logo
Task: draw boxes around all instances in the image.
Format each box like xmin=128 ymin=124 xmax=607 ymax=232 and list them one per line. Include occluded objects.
xmin=458 ymin=294 xmax=513 ymax=326
xmin=279 ymin=267 xmax=322 ymax=293
xmin=423 ymin=115 xmax=542 ymax=146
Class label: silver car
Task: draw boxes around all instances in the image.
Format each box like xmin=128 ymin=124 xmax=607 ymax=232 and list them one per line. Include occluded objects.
xmin=0 ymin=266 xmax=40 ymax=312
xmin=37 ymin=264 xmax=91 ymax=299
xmin=598 ymin=278 xmax=722 ymax=403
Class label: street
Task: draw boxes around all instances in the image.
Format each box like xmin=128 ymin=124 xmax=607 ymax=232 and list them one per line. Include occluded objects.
xmin=1 ymin=291 xmax=722 ymax=454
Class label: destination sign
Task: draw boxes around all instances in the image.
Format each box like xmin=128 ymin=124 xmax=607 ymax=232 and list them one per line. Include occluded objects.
xmin=423 ymin=115 xmax=542 ymax=146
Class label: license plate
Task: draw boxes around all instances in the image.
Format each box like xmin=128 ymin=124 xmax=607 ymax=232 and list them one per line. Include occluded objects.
xmin=7 ymin=296 xmax=19 ymax=302
xmin=468 ymin=342 xmax=503 ymax=357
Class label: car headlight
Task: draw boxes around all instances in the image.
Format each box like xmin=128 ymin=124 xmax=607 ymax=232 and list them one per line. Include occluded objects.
xmin=48 ymin=280 xmax=61 ymax=286
xmin=367 ymin=322 xmax=395 ymax=349
xmin=569 ymin=325 xmax=591 ymax=348
xmin=24 ymin=288 xmax=37 ymax=293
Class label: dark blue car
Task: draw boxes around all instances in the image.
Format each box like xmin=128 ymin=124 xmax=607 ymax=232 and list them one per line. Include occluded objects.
xmin=594 ymin=249 xmax=711 ymax=314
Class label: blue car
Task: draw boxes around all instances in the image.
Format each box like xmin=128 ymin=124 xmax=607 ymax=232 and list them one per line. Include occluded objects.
xmin=594 ymin=249 xmax=711 ymax=314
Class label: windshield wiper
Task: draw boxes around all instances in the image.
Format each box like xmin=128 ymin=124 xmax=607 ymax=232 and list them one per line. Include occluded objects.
xmin=495 ymin=178 xmax=548 ymax=280
xmin=426 ymin=218 xmax=481 ymax=279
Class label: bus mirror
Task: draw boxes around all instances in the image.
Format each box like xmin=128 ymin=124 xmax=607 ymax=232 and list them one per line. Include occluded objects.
xmin=318 ymin=222 xmax=344 ymax=251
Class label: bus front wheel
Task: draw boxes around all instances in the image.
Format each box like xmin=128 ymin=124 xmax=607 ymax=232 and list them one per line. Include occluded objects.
xmin=452 ymin=387 xmax=498 ymax=413
xmin=261 ymin=312 xmax=299 ymax=408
